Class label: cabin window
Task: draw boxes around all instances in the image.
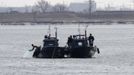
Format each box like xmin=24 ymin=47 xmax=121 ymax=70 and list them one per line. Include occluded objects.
xmin=78 ymin=42 xmax=83 ymax=46
xmin=44 ymin=41 xmax=58 ymax=47
xmin=48 ymin=43 xmax=54 ymax=46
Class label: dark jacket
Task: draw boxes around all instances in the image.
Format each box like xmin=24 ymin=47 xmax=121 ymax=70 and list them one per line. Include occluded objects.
xmin=88 ymin=35 xmax=94 ymax=42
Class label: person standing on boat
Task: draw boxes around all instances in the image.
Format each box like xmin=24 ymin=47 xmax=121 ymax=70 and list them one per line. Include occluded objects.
xmin=88 ymin=34 xmax=95 ymax=46
xmin=67 ymin=35 xmax=73 ymax=47
xmin=43 ymin=35 xmax=48 ymax=46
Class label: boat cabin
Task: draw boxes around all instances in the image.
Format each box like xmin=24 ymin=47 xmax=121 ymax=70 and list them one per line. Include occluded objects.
xmin=43 ymin=37 xmax=59 ymax=47
xmin=68 ymin=35 xmax=88 ymax=48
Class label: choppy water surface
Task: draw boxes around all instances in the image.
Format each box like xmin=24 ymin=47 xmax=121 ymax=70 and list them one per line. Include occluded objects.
xmin=0 ymin=24 xmax=134 ymax=75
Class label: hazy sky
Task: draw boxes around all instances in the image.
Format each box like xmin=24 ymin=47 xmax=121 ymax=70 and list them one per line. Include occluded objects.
xmin=0 ymin=0 xmax=133 ymax=8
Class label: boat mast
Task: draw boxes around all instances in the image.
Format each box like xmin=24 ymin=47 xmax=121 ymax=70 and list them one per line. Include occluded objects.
xmin=85 ymin=25 xmax=88 ymax=38
xmin=54 ymin=27 xmax=58 ymax=38
xmin=78 ymin=24 xmax=81 ymax=38
xmin=48 ymin=25 xmax=51 ymax=37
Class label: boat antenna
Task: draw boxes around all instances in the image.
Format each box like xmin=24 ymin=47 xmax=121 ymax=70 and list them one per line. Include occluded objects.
xmin=78 ymin=24 xmax=81 ymax=38
xmin=54 ymin=26 xmax=58 ymax=38
xmin=48 ymin=25 xmax=51 ymax=37
xmin=85 ymin=25 xmax=88 ymax=38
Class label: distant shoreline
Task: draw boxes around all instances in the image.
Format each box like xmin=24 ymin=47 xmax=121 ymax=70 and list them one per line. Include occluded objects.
xmin=1 ymin=11 xmax=134 ymax=25
xmin=0 ymin=21 xmax=133 ymax=25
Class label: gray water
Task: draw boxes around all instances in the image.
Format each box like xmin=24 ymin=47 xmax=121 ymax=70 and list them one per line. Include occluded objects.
xmin=0 ymin=24 xmax=134 ymax=75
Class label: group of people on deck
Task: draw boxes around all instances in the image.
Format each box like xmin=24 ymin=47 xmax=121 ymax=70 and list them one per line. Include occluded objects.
xmin=67 ymin=33 xmax=95 ymax=47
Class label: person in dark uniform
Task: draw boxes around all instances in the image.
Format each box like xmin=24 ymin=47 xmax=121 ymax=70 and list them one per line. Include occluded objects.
xmin=31 ymin=44 xmax=41 ymax=58
xmin=67 ymin=35 xmax=73 ymax=47
xmin=43 ymin=35 xmax=48 ymax=46
xmin=88 ymin=34 xmax=95 ymax=46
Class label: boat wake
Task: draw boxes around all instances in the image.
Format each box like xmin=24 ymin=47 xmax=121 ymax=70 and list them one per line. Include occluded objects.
xmin=23 ymin=49 xmax=34 ymax=58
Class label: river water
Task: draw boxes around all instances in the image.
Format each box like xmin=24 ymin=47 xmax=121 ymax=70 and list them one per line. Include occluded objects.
xmin=0 ymin=24 xmax=134 ymax=75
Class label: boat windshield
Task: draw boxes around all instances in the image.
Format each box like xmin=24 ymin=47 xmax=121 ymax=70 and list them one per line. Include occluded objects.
xmin=43 ymin=40 xmax=58 ymax=47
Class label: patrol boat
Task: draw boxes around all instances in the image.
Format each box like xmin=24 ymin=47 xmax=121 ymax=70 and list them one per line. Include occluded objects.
xmin=41 ymin=34 xmax=65 ymax=58
xmin=31 ymin=26 xmax=65 ymax=58
xmin=64 ymin=30 xmax=100 ymax=58
xmin=31 ymin=26 xmax=99 ymax=58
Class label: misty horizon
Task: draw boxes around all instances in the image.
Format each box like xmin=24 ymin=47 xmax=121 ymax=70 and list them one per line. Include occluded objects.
xmin=0 ymin=0 xmax=133 ymax=9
